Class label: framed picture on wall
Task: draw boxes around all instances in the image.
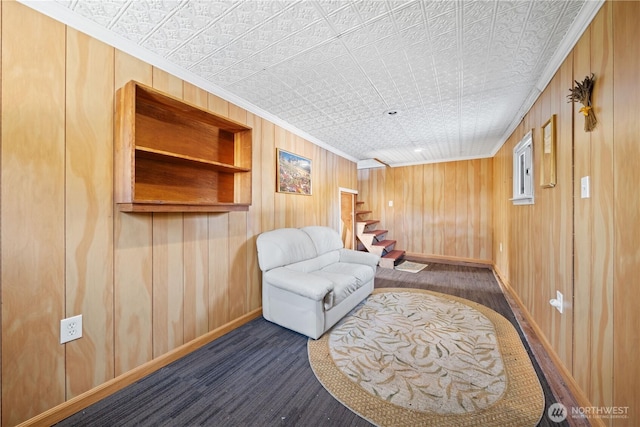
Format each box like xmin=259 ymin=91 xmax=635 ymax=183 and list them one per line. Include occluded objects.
xmin=276 ymin=149 xmax=312 ymax=195
xmin=540 ymin=114 xmax=557 ymax=188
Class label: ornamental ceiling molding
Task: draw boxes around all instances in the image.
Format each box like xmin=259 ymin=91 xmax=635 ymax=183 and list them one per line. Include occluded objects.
xmin=20 ymin=0 xmax=604 ymax=167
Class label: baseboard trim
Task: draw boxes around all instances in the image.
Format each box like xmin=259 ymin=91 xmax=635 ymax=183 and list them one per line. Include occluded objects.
xmin=492 ymin=266 xmax=603 ymax=427
xmin=19 ymin=307 xmax=263 ymax=427
xmin=404 ymin=252 xmax=493 ymax=269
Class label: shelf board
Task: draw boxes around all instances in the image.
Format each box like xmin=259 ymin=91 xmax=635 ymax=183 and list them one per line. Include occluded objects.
xmin=135 ymin=146 xmax=250 ymax=174
xmin=118 ymin=202 xmax=250 ymax=213
xmin=136 ymin=84 xmax=250 ymax=133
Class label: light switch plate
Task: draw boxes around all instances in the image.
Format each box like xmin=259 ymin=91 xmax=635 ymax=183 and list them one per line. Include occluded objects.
xmin=556 ymin=291 xmax=563 ymax=314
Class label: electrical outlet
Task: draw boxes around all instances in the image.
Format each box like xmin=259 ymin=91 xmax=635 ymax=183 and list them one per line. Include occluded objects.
xmin=60 ymin=314 xmax=83 ymax=344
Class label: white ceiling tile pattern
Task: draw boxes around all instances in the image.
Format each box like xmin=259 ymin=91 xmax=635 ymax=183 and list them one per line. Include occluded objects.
xmin=47 ymin=0 xmax=597 ymax=166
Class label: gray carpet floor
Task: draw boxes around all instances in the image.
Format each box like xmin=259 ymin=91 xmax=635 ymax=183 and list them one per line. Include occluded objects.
xmin=57 ymin=262 xmax=565 ymax=426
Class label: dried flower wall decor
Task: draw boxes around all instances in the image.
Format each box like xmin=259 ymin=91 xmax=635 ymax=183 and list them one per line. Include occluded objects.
xmin=567 ymin=73 xmax=597 ymax=132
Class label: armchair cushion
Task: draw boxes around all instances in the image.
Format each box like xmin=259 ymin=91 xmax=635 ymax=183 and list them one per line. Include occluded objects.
xmin=263 ymin=267 xmax=333 ymax=301
xmin=256 ymin=228 xmax=317 ymax=271
xmin=287 ymin=251 xmax=340 ymax=274
xmin=320 ymin=262 xmax=375 ymax=290
xmin=301 ymin=225 xmax=344 ymax=255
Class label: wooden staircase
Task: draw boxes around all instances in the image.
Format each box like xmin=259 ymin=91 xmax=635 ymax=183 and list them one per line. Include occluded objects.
xmin=355 ymin=201 xmax=405 ymax=269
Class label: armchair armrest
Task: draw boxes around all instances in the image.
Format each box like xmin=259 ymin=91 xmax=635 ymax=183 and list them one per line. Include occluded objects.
xmin=263 ymin=267 xmax=334 ymax=301
xmin=338 ymin=249 xmax=380 ymax=268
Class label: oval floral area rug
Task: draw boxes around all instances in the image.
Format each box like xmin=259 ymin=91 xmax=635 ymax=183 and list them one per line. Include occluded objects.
xmin=308 ymin=288 xmax=544 ymax=427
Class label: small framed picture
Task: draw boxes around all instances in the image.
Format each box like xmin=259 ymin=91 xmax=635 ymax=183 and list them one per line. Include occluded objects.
xmin=276 ymin=149 xmax=312 ymax=195
xmin=540 ymin=114 xmax=557 ymax=188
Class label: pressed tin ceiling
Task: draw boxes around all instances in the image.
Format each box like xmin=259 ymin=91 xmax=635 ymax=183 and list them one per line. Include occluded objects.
xmin=23 ymin=0 xmax=603 ymax=167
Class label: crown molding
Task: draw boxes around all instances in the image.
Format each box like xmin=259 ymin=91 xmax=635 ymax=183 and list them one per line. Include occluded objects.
xmin=389 ymin=153 xmax=495 ymax=168
xmin=491 ymin=0 xmax=605 ymax=157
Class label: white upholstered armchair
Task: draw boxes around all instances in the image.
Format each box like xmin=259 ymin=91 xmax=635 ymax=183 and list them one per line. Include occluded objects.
xmin=256 ymin=226 xmax=380 ymax=339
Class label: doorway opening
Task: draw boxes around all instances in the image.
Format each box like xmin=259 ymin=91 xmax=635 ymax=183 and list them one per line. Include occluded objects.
xmin=339 ymin=188 xmax=357 ymax=250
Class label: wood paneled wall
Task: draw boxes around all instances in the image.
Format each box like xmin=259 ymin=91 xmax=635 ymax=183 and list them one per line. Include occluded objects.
xmin=0 ymin=3 xmax=356 ymax=425
xmin=494 ymin=2 xmax=639 ymax=425
xmin=493 ymin=53 xmax=574 ymax=380
xmin=358 ymin=159 xmax=493 ymax=262
xmin=4 ymin=1 xmax=639 ymax=425
xmin=611 ymin=1 xmax=640 ymax=423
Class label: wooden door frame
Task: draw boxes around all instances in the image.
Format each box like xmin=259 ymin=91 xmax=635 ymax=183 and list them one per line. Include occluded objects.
xmin=339 ymin=187 xmax=357 ymax=250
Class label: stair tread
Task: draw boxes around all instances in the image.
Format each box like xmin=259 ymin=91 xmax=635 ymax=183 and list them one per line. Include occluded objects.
xmin=356 ymin=201 xmax=364 ymax=204
xmin=359 ymin=219 xmax=379 ymax=226
xmin=373 ymin=239 xmax=395 ymax=246
xmin=382 ymin=249 xmax=405 ymax=259
xmin=355 ymin=210 xmax=372 ymax=215
xmin=363 ymin=229 xmax=387 ymax=236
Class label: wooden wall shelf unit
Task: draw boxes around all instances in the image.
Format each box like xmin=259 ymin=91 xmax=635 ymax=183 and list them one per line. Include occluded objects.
xmin=115 ymin=80 xmax=252 ymax=212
